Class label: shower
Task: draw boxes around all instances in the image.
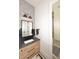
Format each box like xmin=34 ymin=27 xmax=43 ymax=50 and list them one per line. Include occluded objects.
xmin=52 ymin=0 xmax=60 ymax=59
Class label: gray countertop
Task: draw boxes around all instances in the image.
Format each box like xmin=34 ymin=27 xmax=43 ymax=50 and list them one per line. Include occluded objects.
xmin=19 ymin=37 xmax=40 ymax=49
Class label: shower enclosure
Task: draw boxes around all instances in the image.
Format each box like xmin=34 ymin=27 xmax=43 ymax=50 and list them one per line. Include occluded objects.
xmin=52 ymin=0 xmax=60 ymax=59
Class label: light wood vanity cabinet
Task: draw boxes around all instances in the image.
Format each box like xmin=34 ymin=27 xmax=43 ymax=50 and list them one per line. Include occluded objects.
xmin=19 ymin=41 xmax=40 ymax=59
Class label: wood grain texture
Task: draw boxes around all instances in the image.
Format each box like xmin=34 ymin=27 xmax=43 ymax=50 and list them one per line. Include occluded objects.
xmin=19 ymin=41 xmax=40 ymax=59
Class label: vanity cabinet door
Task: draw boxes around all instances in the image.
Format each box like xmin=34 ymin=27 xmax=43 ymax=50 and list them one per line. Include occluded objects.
xmin=19 ymin=48 xmax=28 ymax=59
xmin=19 ymin=41 xmax=40 ymax=59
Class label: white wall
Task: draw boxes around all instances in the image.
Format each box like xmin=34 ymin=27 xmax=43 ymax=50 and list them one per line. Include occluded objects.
xmin=35 ymin=0 xmax=53 ymax=59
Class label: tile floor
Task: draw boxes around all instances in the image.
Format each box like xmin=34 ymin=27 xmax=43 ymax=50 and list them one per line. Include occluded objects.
xmin=32 ymin=54 xmax=41 ymax=59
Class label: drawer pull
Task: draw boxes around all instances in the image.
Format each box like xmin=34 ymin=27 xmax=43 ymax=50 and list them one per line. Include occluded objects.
xmin=21 ymin=50 xmax=23 ymax=52
xmin=27 ymin=48 xmax=35 ymax=52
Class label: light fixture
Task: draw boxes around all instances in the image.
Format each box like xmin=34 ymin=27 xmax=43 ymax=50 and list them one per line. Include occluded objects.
xmin=28 ymin=15 xmax=32 ymax=19
xmin=23 ymin=14 xmax=27 ymax=18
xmin=23 ymin=14 xmax=32 ymax=19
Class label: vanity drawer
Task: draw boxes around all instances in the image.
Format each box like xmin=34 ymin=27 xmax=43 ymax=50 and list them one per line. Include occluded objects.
xmin=27 ymin=46 xmax=39 ymax=55
xmin=25 ymin=41 xmax=40 ymax=56
xmin=23 ymin=41 xmax=39 ymax=52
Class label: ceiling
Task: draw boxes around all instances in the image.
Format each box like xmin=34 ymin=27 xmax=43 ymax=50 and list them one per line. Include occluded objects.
xmin=25 ymin=0 xmax=41 ymax=7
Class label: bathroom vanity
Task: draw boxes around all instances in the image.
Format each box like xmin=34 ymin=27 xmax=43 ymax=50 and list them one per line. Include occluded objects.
xmin=19 ymin=12 xmax=40 ymax=59
xmin=19 ymin=38 xmax=40 ymax=59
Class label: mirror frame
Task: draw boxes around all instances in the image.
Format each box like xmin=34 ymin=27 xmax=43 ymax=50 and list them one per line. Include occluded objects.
xmin=21 ymin=20 xmax=33 ymax=37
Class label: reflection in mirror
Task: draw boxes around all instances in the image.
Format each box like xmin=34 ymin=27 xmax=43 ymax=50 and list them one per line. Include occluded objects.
xmin=21 ymin=20 xmax=32 ymax=37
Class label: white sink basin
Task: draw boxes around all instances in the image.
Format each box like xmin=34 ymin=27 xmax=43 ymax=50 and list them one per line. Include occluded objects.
xmin=24 ymin=39 xmax=34 ymax=44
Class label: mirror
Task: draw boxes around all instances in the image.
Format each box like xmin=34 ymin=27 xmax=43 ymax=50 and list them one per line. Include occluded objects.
xmin=21 ymin=20 xmax=32 ymax=37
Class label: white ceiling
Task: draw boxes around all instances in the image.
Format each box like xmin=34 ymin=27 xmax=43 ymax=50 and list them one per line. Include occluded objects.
xmin=25 ymin=0 xmax=41 ymax=7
